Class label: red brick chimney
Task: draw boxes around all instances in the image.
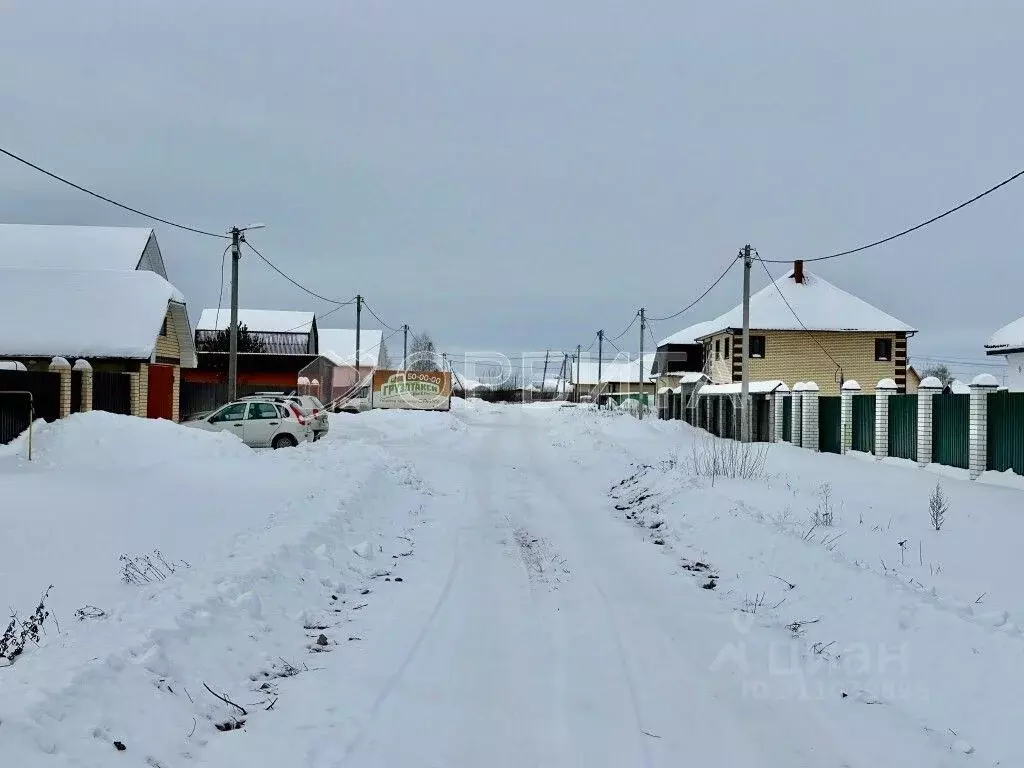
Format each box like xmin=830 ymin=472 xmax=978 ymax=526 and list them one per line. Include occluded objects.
xmin=793 ymin=259 xmax=804 ymax=284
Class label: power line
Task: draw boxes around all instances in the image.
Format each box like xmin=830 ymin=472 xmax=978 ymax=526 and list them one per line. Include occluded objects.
xmin=760 ymin=167 xmax=1024 ymax=264
xmin=647 ymin=256 xmax=738 ymax=322
xmin=754 ymin=252 xmax=844 ymax=383
xmin=244 ymin=241 xmax=356 ymax=306
xmin=609 ymin=313 xmax=639 ymax=342
xmin=0 ymin=145 xmax=229 ymax=239
xmin=214 ymin=243 xmax=231 ymax=329
xmin=362 ymin=301 xmax=400 ymax=333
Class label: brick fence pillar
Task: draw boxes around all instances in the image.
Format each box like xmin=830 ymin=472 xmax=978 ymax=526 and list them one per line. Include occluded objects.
xmin=801 ymin=381 xmax=820 ymax=451
xmin=48 ymin=356 xmax=72 ymax=418
xmin=874 ymin=378 xmax=898 ymax=460
xmin=916 ymin=376 xmax=943 ymax=468
xmin=840 ymin=379 xmax=860 ymax=455
xmin=772 ymin=386 xmax=789 ymax=443
xmin=969 ymin=374 xmax=1000 ymax=480
xmin=791 ymin=383 xmax=804 ymax=447
xmin=73 ymin=359 xmax=93 ymax=412
xmin=132 ymin=363 xmax=149 ymax=418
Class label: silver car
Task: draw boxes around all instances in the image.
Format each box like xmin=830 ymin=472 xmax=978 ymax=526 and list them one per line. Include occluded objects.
xmin=184 ymin=399 xmax=312 ymax=448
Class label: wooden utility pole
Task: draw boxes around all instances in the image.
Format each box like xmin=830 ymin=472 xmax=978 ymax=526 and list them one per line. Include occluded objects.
xmin=541 ymin=349 xmax=550 ymax=400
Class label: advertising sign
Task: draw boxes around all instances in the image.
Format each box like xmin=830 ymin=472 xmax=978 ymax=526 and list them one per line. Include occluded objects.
xmin=370 ymin=369 xmax=452 ymax=411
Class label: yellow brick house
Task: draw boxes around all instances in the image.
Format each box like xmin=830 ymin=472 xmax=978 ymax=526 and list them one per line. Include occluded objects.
xmin=695 ymin=260 xmax=916 ymax=395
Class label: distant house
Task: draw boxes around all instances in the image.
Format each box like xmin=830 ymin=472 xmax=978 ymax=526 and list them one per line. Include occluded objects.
xmin=0 ymin=224 xmax=170 ymax=278
xmin=300 ymin=328 xmax=385 ymax=406
xmin=695 ymin=260 xmax=916 ymax=395
xmin=195 ymin=309 xmax=318 ymax=355
xmin=984 ymin=315 xmax=1024 ymax=390
xmin=574 ymin=354 xmax=657 ymax=405
xmin=905 ymin=365 xmax=922 ymax=394
xmin=0 ymin=267 xmax=196 ymax=420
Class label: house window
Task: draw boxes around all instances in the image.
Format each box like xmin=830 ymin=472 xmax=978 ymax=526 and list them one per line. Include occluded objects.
xmin=160 ymin=318 xmax=168 ymax=336
xmin=715 ymin=339 xmax=721 ymax=359
xmin=874 ymin=338 xmax=892 ymax=362
xmin=749 ymin=335 xmax=766 ymax=359
xmin=724 ymin=338 xmax=731 ymax=359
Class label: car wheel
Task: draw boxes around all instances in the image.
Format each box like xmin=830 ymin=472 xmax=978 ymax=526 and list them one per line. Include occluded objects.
xmin=272 ymin=434 xmax=298 ymax=449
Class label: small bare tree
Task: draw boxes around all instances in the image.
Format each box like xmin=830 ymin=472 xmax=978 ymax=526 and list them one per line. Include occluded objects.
xmin=812 ymin=483 xmax=836 ymax=527
xmin=929 ymin=481 xmax=949 ymax=531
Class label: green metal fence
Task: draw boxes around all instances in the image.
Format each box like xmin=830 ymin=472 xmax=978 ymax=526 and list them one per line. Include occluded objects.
xmin=987 ymin=390 xmax=1024 ymax=475
xmin=887 ymin=394 xmax=918 ymax=460
xmin=851 ymin=395 xmax=875 ymax=454
xmin=782 ymin=397 xmax=792 ymax=442
xmin=819 ymin=396 xmax=842 ymax=454
xmin=932 ymin=392 xmax=969 ymax=469
xmin=755 ymin=397 xmax=771 ymax=442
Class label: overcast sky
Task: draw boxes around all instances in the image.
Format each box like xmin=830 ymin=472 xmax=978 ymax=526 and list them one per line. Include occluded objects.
xmin=1 ymin=1 xmax=1020 ymax=381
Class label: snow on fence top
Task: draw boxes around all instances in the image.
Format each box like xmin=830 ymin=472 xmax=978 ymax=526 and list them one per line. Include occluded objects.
xmin=971 ymin=373 xmax=1000 ymax=387
xmin=0 ymin=268 xmax=187 ymax=360
xmin=986 ymin=315 xmax=1024 ymax=351
xmin=694 ymin=267 xmax=915 ymax=337
xmin=841 ymin=379 xmax=862 ymax=391
xmin=0 ymin=224 xmax=156 ymax=273
xmin=196 ymin=308 xmax=315 ymax=334
xmin=318 ymin=328 xmax=384 ymax=367
xmin=696 ymin=379 xmax=786 ymax=396
xmin=919 ymin=376 xmax=943 ymax=389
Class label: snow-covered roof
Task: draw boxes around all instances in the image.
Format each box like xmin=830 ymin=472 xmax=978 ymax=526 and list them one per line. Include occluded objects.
xmin=0 ymin=267 xmax=193 ymax=361
xmin=0 ymin=224 xmax=162 ymax=275
xmin=317 ymin=328 xmax=384 ymax=368
xmin=575 ymin=353 xmax=656 ymax=385
xmin=453 ymin=373 xmax=487 ymax=392
xmin=697 ymin=379 xmax=787 ymax=396
xmin=196 ymin=309 xmax=315 ymax=335
xmin=679 ymin=372 xmax=710 ymax=385
xmin=529 ymin=377 xmax=570 ymax=393
xmin=658 ymin=320 xmax=721 ymax=347
xmin=986 ymin=315 xmax=1024 ymax=352
xmin=695 ymin=268 xmax=915 ymax=337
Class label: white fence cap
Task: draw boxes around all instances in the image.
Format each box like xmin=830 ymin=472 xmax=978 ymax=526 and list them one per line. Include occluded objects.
xmin=919 ymin=375 xmax=943 ymax=389
xmin=876 ymin=377 xmax=898 ymax=390
xmin=971 ymin=373 xmax=1000 ymax=388
xmin=841 ymin=379 xmax=862 ymax=391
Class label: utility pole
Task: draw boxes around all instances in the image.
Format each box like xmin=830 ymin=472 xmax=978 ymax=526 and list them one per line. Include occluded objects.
xmin=402 ymin=324 xmax=409 ymax=371
xmin=638 ymin=308 xmax=646 ymax=419
xmin=541 ymin=349 xmax=550 ymax=400
xmin=575 ymin=343 xmax=582 ymax=403
xmin=226 ymin=223 xmax=265 ymax=402
xmin=227 ymin=227 xmax=242 ymax=402
xmin=355 ymin=295 xmax=362 ymax=386
xmin=563 ymin=353 xmax=569 ymax=398
xmin=740 ymin=244 xmax=753 ymax=443
xmin=597 ymin=330 xmax=604 ymax=409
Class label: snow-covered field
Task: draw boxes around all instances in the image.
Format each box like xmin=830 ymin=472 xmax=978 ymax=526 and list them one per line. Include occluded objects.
xmin=1 ymin=402 xmax=1020 ymax=765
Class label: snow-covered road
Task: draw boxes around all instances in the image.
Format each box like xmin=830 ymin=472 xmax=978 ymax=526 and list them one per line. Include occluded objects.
xmin=4 ymin=403 xmax=1011 ymax=766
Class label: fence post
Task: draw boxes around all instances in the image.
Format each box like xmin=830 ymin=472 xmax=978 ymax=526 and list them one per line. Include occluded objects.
xmin=969 ymin=374 xmax=1000 ymax=480
xmin=840 ymin=380 xmax=860 ymax=454
xmin=48 ymin=356 xmax=72 ymax=418
xmin=131 ymin=364 xmax=149 ymax=418
xmin=773 ymin=386 xmax=789 ymax=443
xmin=916 ymin=376 xmax=942 ymax=468
xmin=73 ymin=359 xmax=93 ymax=412
xmin=792 ymin=383 xmax=804 ymax=447
xmin=801 ymin=381 xmax=820 ymax=451
xmin=172 ymin=366 xmax=181 ymax=422
xmin=874 ymin=378 xmax=897 ymax=460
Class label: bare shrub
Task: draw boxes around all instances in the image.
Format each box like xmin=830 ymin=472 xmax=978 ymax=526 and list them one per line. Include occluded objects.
xmin=812 ymin=483 xmax=836 ymax=527
xmin=689 ymin=438 xmax=767 ymax=483
xmin=120 ymin=549 xmax=190 ymax=585
xmin=0 ymin=585 xmax=55 ymax=666
xmin=929 ymin=482 xmax=949 ymax=531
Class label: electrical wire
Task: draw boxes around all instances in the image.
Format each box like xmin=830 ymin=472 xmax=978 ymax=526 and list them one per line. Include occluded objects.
xmin=754 ymin=252 xmax=843 ymax=384
xmin=759 ymin=167 xmax=1024 ymax=264
xmin=609 ymin=313 xmax=640 ymax=343
xmin=214 ymin=244 xmax=231 ymax=329
xmin=647 ymin=256 xmax=739 ymax=322
xmin=0 ymin=145 xmax=229 ymax=239
xmin=244 ymin=241 xmax=356 ymax=305
xmin=361 ymin=301 xmax=400 ymax=333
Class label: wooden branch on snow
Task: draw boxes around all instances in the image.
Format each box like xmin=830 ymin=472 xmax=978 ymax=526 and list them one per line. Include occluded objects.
xmin=203 ymin=682 xmax=248 ymax=716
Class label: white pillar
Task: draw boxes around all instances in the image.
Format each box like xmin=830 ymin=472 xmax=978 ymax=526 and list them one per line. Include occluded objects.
xmin=773 ymin=388 xmax=789 ymax=443
xmin=840 ymin=379 xmax=860 ymax=455
xmin=969 ymin=374 xmax=1000 ymax=480
xmin=801 ymin=382 xmax=820 ymax=451
xmin=916 ymin=377 xmax=943 ymax=468
xmin=874 ymin=378 xmax=898 ymax=460
xmin=791 ymin=383 xmax=804 ymax=447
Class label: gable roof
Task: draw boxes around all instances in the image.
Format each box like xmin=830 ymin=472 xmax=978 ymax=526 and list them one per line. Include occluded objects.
xmin=658 ymin=319 xmax=722 ymax=347
xmin=0 ymin=224 xmax=166 ymax=277
xmin=985 ymin=315 xmax=1024 ymax=352
xmin=575 ymin=353 xmax=656 ymax=385
xmin=696 ymin=268 xmax=915 ymax=338
xmin=318 ymin=328 xmax=384 ymax=367
xmin=196 ymin=308 xmax=315 ymax=335
xmin=0 ymin=267 xmax=194 ymax=362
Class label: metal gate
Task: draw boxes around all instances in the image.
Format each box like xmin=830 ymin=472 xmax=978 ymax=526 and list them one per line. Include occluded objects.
xmin=147 ymin=364 xmax=174 ymax=420
xmin=987 ymin=390 xmax=1024 ymax=475
xmin=782 ymin=396 xmax=792 ymax=442
xmin=887 ymin=394 xmax=917 ymax=460
xmin=852 ymin=395 xmax=875 ymax=454
xmin=932 ymin=392 xmax=969 ymax=469
xmin=0 ymin=370 xmax=61 ymax=444
xmin=818 ymin=396 xmax=842 ymax=453
xmin=93 ymin=371 xmax=132 ymax=415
